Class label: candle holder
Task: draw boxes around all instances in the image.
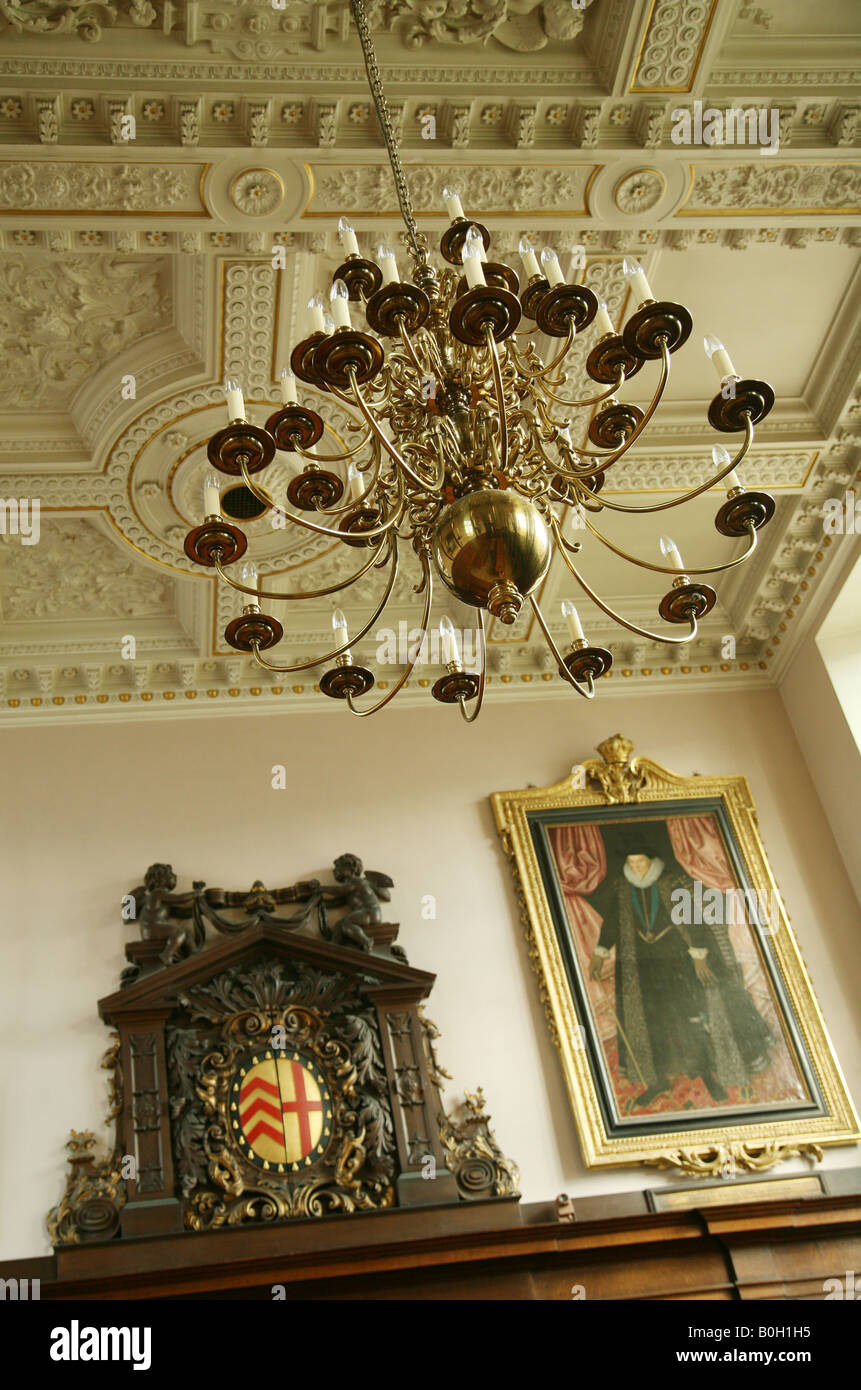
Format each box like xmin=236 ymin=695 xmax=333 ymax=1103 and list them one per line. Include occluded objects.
xmin=286 ymin=465 xmax=345 ymax=510
xmin=588 ymin=401 xmax=644 ymax=448
xmin=622 ymin=300 xmax=693 ymax=360
xmin=432 ymin=662 xmax=480 ymax=703
xmin=449 ymin=285 xmax=521 ymax=346
xmin=440 ymin=218 xmax=490 ymax=267
xmin=313 ymin=329 xmax=385 ymax=390
xmin=558 ymin=639 xmax=613 ymax=683
xmin=319 ymin=655 xmax=375 ymax=699
xmin=714 ymin=489 xmax=776 ymax=537
xmin=658 ymin=576 xmax=717 ymax=624
xmin=206 ymin=421 xmax=276 ymax=476
xmin=290 ymin=331 xmax=329 ymax=389
xmin=263 ymin=404 xmax=324 ymax=453
xmin=535 ymin=283 xmax=599 ymax=337
xmin=338 ymin=506 xmax=383 ymax=547
xmin=519 ymin=273 xmax=550 ymax=320
xmin=184 ymin=519 xmax=247 ymax=567
xmin=364 ymin=282 xmax=430 ymax=338
xmin=224 ymin=611 xmax=283 ymax=652
xmin=707 ymin=378 xmax=775 ymax=433
xmin=333 ymin=256 xmax=383 ymax=301
xmin=456 ymin=262 xmax=520 ymax=298
xmin=586 ymin=333 xmax=643 ymax=385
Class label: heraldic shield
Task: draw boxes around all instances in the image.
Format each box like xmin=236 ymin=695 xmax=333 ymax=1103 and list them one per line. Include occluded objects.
xmin=232 ymin=1049 xmax=333 ymax=1173
xmin=47 ymin=856 xmax=520 ymax=1246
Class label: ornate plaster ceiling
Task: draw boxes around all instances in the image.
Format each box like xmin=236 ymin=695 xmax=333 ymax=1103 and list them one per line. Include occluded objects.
xmin=0 ymin=0 xmax=859 ymax=722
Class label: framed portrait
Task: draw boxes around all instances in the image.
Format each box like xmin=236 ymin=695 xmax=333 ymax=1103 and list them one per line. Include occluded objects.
xmin=491 ymin=734 xmax=860 ymax=1176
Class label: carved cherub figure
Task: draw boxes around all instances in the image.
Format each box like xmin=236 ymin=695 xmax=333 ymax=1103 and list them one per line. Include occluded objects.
xmin=321 ymin=853 xmax=393 ymax=953
xmin=131 ymin=863 xmax=203 ymax=967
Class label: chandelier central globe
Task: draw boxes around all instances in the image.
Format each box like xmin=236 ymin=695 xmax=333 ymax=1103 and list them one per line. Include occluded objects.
xmin=431 ymin=488 xmax=552 ymax=624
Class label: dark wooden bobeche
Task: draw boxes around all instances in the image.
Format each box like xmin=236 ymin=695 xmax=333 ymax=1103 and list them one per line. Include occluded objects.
xmin=47 ymin=856 xmax=518 ymax=1248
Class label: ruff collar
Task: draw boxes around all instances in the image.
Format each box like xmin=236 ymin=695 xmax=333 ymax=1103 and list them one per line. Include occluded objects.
xmin=623 ymin=856 xmax=665 ymax=889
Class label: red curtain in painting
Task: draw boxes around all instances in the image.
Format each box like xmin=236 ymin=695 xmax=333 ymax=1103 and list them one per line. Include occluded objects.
xmin=667 ymin=815 xmax=735 ymax=891
xmin=548 ymin=823 xmax=607 ymax=963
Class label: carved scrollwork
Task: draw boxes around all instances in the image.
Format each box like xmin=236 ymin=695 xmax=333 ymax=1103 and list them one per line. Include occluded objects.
xmin=0 ymin=0 xmax=117 ymax=40
xmin=46 ymin=1130 xmax=127 ymax=1246
xmin=644 ymin=1139 xmax=825 ymax=1179
xmin=439 ymin=1087 xmax=520 ymax=1200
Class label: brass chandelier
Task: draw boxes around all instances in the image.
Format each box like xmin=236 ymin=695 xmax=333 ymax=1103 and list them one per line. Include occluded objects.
xmin=184 ymin=0 xmax=777 ymax=723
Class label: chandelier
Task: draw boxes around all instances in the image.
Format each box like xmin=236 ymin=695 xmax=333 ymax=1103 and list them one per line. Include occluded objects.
xmin=183 ymin=0 xmax=777 ymax=723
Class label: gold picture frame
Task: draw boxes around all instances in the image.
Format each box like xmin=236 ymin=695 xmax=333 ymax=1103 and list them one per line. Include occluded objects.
xmin=491 ymin=734 xmax=860 ymax=1177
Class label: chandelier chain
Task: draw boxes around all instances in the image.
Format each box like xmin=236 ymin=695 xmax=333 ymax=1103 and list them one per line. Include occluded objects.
xmin=349 ymin=0 xmax=425 ymax=266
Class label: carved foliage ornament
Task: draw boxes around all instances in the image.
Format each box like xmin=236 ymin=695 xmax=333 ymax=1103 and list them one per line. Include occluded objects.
xmin=168 ymin=960 xmax=397 ymax=1227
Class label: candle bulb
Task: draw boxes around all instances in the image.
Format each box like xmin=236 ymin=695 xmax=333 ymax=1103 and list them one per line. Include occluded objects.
xmin=439 ymin=614 xmax=460 ymax=666
xmin=329 ymin=279 xmax=351 ymax=329
xmin=712 ymin=444 xmax=742 ymax=493
xmin=442 ymin=185 xmax=465 ymax=220
xmin=240 ymin=561 xmax=259 ymax=604
xmin=703 ymin=334 xmax=738 ymax=381
xmin=337 ymin=215 xmax=360 ymax=257
xmin=622 ymin=257 xmax=654 ymax=305
xmin=223 ymin=378 xmax=245 ymax=422
xmin=464 ymin=225 xmax=487 ymax=264
xmin=203 ymin=471 xmax=221 ymax=519
xmin=518 ymin=235 xmax=540 ymax=279
xmin=561 ymin=599 xmax=585 ymax=646
xmin=462 ymin=241 xmax=486 ymax=288
xmin=659 ymin=534 xmax=686 ymax=572
xmin=280 ymin=366 xmax=297 ymax=405
xmin=594 ymin=299 xmax=615 ymax=337
xmin=306 ymin=293 xmax=325 ymax=334
xmin=376 ymin=241 xmax=399 ymax=285
xmin=347 ymin=461 xmax=363 ymax=502
xmin=332 ymin=606 xmax=351 ymax=653
xmin=540 ymin=247 xmax=565 ymax=287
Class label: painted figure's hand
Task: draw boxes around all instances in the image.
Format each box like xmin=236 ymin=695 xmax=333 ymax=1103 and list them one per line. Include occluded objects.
xmin=589 ymin=952 xmax=605 ymax=980
xmin=693 ymin=956 xmax=717 ymax=987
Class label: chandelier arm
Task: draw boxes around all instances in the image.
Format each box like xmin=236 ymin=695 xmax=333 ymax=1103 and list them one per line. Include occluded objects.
xmin=540 ymin=339 xmax=672 ymax=466
xmin=458 ymin=608 xmax=487 ymax=723
xmin=572 ymin=417 xmax=756 ymax=513
xmin=290 ymin=433 xmax=372 ymax=466
xmin=550 ymin=522 xmax=699 ymax=645
xmin=538 ymin=377 xmax=626 ymax=409
xmin=510 ymin=325 xmax=575 ymax=381
xmin=575 ymin=505 xmax=759 ymax=576
xmin=485 ymin=325 xmax=510 ymax=474
xmin=529 ymin=594 xmax=595 ymax=700
xmin=345 ymin=551 xmax=435 ymax=717
xmin=239 ymin=457 xmax=403 ymax=541
xmin=249 ymin=534 xmax=401 ymax=674
xmin=309 ymin=441 xmax=383 ymax=517
xmin=397 ymin=318 xmax=433 ymax=381
xmin=214 ymin=540 xmax=385 ymax=602
xmin=348 ymin=369 xmax=444 ymax=492
xmin=348 ymin=0 xmax=426 ymax=267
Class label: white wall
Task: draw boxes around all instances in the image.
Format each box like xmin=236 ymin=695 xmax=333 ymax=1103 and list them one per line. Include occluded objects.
xmin=2 ymin=687 xmax=860 ymax=1260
